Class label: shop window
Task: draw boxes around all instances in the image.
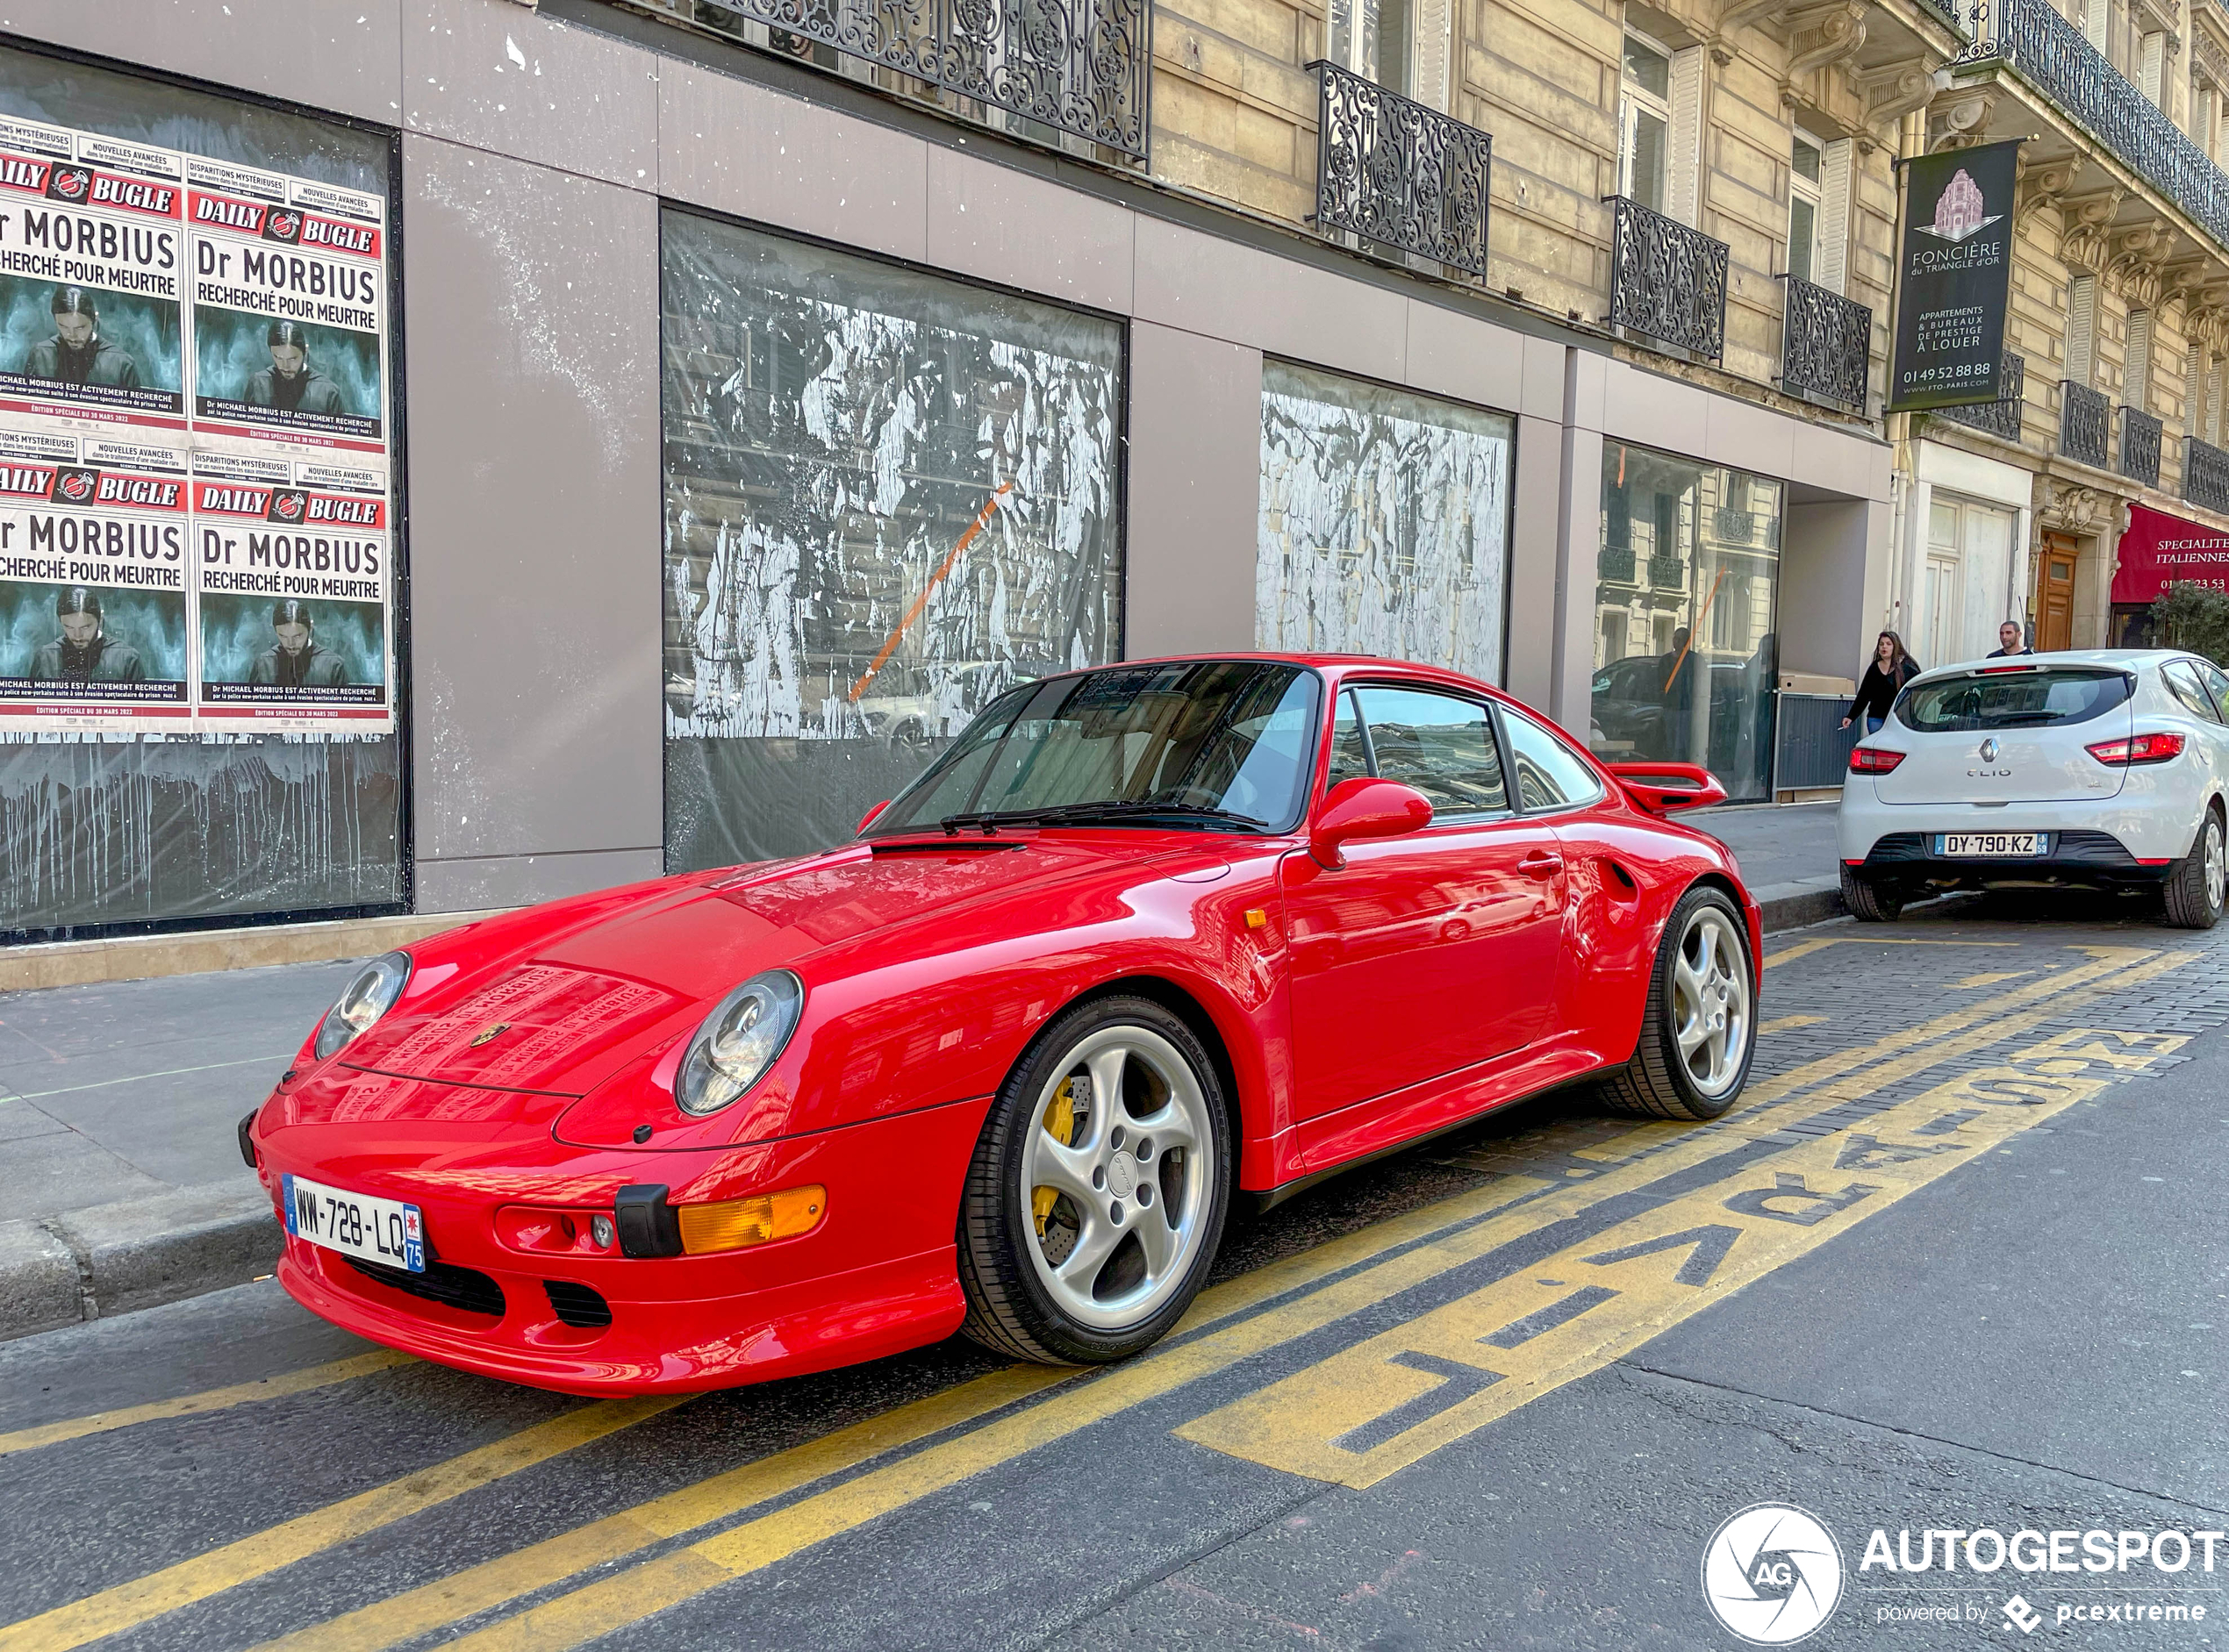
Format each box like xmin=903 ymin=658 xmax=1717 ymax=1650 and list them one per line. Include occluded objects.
xmin=659 ymin=210 xmax=1123 ymax=870
xmin=1256 ymin=361 xmax=1515 ymax=685
xmin=1590 ymin=443 xmax=1782 ymax=803
xmin=0 ymin=43 xmax=401 ymax=938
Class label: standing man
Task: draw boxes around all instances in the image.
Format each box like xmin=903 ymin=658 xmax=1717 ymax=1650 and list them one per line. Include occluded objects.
xmin=22 ymin=287 xmax=143 ymax=389
xmin=247 ymin=598 xmax=348 ymax=689
xmin=29 ymin=587 xmax=144 ymax=683
xmin=244 ymin=321 xmax=347 ymax=414
xmin=1985 ymin=620 xmax=2032 ymax=658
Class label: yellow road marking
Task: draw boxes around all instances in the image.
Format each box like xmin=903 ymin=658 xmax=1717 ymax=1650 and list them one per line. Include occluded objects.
xmin=1953 ymin=971 xmax=2030 ymax=989
xmin=1179 ymin=1001 xmax=2196 ymax=1487
xmin=1760 ymin=1015 xmax=1823 ymax=1033
xmin=0 ymin=1396 xmax=685 ymax=1652
xmin=0 ymin=1350 xmax=411 ymax=1459
xmin=1766 ymin=934 xmax=2018 ymax=969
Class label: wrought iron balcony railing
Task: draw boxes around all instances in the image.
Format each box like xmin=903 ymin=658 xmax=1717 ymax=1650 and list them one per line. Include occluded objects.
xmin=1607 ymin=197 xmax=1730 ymax=360
xmin=2121 ymin=406 xmax=2163 ymax=488
xmin=1646 ymin=554 xmax=1687 ymax=590
xmin=1308 ymin=62 xmax=1492 ymax=279
xmin=638 ymin=0 xmax=1150 ymax=157
xmin=2186 ymin=435 xmax=2229 ymax=514
xmin=1932 ymin=351 xmax=2026 ymax=443
xmin=2059 ymin=381 xmax=2111 ymax=468
xmin=1778 ymin=275 xmax=1872 ymax=413
xmin=1963 ymin=0 xmax=2229 ymax=254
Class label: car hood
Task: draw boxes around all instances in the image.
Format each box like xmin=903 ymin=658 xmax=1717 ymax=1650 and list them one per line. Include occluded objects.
xmin=333 ymin=837 xmax=1151 ymax=1099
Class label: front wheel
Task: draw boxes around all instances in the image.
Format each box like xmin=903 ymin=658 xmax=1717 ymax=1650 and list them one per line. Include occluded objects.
xmin=1601 ymin=886 xmax=1756 ymax=1121
xmin=2163 ymin=806 xmax=2226 ymax=929
xmin=957 ymin=997 xmax=1232 ymax=1364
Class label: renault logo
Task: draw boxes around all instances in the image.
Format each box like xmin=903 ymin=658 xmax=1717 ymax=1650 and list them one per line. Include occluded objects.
xmin=469 ymin=1022 xmax=512 ymax=1048
xmin=1979 ymin=738 xmax=2001 ymax=762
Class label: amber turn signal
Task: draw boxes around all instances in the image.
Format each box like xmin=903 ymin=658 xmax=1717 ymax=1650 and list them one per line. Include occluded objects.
xmin=677 ymin=1185 xmax=827 ymax=1255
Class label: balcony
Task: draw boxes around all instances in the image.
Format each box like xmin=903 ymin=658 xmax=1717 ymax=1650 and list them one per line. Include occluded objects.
xmin=1962 ymin=0 xmax=2229 ymax=253
xmin=2120 ymin=407 xmax=2163 ymax=488
xmin=2058 ymin=381 xmax=2111 ymax=468
xmin=1932 ymin=352 xmax=2026 ymax=443
xmin=1778 ymin=275 xmax=1872 ymax=413
xmin=634 ymin=0 xmax=1150 ymax=157
xmin=2187 ymin=435 xmax=2229 ymax=514
xmin=1308 ymin=62 xmax=1493 ymax=280
xmin=1607 ymin=197 xmax=1730 ymax=361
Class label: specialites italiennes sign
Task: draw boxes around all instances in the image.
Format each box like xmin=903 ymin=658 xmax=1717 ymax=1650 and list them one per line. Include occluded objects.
xmin=1887 ymin=139 xmax=2021 ymax=413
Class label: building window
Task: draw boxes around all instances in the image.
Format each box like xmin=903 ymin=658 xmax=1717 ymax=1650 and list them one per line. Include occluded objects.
xmin=1620 ymin=32 xmax=1674 ymax=214
xmin=1329 ymin=0 xmax=1415 ymax=97
xmin=1788 ymin=132 xmax=1824 ymax=284
xmin=1257 ymin=361 xmax=1515 ymax=684
xmin=2067 ymin=273 xmax=2100 ymax=387
xmin=1921 ymin=495 xmax=2017 ymax=669
xmin=659 ymin=210 xmax=1124 ymax=870
xmin=2126 ymin=309 xmax=2153 ymax=412
xmin=1592 ymin=443 xmax=1783 ymax=803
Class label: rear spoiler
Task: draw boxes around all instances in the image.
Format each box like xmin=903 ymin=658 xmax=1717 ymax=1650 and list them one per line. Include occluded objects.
xmin=1605 ymin=762 xmax=1727 ymax=816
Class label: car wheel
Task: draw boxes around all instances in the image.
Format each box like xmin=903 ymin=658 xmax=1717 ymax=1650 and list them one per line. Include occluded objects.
xmin=2162 ymin=805 xmax=2226 ymax=930
xmin=1839 ymin=863 xmax=1903 ymax=923
xmin=957 ymin=996 xmax=1232 ymax=1364
xmin=1600 ymin=885 xmax=1756 ymax=1122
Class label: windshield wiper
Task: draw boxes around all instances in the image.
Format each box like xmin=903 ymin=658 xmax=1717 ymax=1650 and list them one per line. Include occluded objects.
xmin=939 ymin=801 xmax=1265 ymax=835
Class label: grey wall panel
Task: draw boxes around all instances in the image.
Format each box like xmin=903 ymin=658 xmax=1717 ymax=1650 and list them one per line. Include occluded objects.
xmin=1403 ymin=298 xmax=1523 ymax=416
xmin=2 ymin=0 xmax=403 ymax=125
xmin=925 ymin=147 xmax=1134 ymax=315
xmin=418 ymin=847 xmax=666 ymax=913
xmin=1552 ymin=424 xmax=1604 ymax=731
xmin=1781 ymin=498 xmax=1886 ymax=684
xmin=1127 ymin=323 xmax=1261 ymax=657
xmin=403 ymin=135 xmax=663 ymax=902
xmin=660 ymin=61 xmax=927 ymax=263
xmin=1505 ymin=412 xmax=1563 ymax=712
xmin=405 ymin=0 xmax=660 ymax=190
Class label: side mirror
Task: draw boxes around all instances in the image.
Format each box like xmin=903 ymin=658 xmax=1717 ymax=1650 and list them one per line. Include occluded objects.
xmin=1606 ymin=762 xmax=1726 ymax=815
xmin=1309 ymin=777 xmax=1433 ymax=869
xmin=856 ymin=800 xmax=891 ymax=834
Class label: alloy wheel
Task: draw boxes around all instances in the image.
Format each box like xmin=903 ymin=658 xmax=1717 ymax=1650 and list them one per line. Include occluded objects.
xmin=1673 ymin=906 xmax=1751 ymax=1099
xmin=1021 ymin=1025 xmax=1215 ymax=1331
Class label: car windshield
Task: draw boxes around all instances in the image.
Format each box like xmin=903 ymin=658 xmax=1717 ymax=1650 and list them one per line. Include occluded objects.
xmin=864 ymin=661 xmax=1322 ymax=835
xmin=1897 ymin=667 xmax=2132 ymax=733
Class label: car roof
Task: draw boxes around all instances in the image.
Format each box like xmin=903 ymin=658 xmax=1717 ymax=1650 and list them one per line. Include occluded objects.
xmin=1902 ymin=648 xmax=2204 ymax=688
xmin=1028 ymin=651 xmax=1516 ymax=698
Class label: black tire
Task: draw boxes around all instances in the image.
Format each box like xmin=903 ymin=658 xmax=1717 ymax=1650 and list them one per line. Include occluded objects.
xmin=1840 ymin=862 xmax=1903 ymax=923
xmin=1601 ymin=885 xmax=1757 ymax=1122
xmin=2163 ymin=805 xmax=2225 ymax=929
xmin=957 ymin=995 xmax=1233 ymax=1365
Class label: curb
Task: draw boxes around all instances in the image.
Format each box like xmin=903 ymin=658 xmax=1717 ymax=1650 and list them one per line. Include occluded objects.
xmin=1755 ymin=875 xmax=1846 ymax=933
xmin=0 ymin=1182 xmax=279 ymax=1342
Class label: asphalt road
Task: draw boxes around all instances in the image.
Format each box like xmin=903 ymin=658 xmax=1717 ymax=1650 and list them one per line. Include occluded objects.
xmin=5 ymin=897 xmax=2228 ymax=1652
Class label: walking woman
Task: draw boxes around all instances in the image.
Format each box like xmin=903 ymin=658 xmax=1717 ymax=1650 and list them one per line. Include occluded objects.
xmin=1841 ymin=631 xmax=1918 ymax=734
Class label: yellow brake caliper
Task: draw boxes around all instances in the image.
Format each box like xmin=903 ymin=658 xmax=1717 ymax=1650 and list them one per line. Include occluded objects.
xmin=1033 ymin=1077 xmax=1079 ymax=1236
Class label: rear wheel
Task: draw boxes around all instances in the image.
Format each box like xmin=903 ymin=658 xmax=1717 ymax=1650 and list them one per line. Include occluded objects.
xmin=957 ymin=997 xmax=1231 ymax=1364
xmin=1840 ymin=863 xmax=1903 ymax=923
xmin=2162 ymin=805 xmax=2226 ymax=929
xmin=1601 ymin=886 xmax=1756 ymax=1121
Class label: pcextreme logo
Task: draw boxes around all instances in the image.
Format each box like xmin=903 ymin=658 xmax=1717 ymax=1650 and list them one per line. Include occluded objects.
xmin=1702 ymin=1504 xmax=1845 ymax=1645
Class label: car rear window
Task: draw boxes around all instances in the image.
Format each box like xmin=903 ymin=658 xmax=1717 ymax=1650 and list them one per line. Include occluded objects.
xmin=1896 ymin=668 xmax=2131 ymax=733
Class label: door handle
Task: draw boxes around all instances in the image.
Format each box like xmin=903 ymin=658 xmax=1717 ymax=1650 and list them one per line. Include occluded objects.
xmin=1518 ymin=850 xmax=1564 ymax=880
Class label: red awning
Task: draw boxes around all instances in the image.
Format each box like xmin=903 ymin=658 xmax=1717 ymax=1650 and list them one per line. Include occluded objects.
xmin=2114 ymin=503 xmax=2229 ymax=604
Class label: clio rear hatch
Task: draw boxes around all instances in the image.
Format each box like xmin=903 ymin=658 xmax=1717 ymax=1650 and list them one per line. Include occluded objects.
xmin=1874 ymin=662 xmax=2133 ymax=805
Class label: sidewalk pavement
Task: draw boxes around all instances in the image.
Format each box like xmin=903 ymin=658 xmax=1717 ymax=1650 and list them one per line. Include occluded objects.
xmin=0 ymin=801 xmax=1845 ymax=1341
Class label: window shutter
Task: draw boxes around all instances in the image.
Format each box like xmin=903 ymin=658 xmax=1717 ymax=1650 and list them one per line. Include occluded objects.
xmin=1666 ymin=45 xmax=1704 ymax=228
xmin=2188 ymin=340 xmax=2207 ymax=434
xmin=1816 ymin=138 xmax=1853 ymax=296
xmin=2140 ymin=32 xmax=2164 ymax=103
xmin=2067 ymin=274 xmax=2097 ymax=386
xmin=1411 ymin=0 xmax=1450 ymax=110
xmin=2212 ymin=361 xmax=2225 ymax=444
xmin=2083 ymin=0 xmax=2108 ymax=50
xmin=2125 ymin=310 xmax=2153 ymax=411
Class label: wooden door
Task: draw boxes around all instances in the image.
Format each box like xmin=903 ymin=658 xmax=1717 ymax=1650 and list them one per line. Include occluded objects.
xmin=2039 ymin=532 xmax=2078 ymax=652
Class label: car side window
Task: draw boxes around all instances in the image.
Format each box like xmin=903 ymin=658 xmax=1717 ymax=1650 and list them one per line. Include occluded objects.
xmin=1327 ymin=690 xmax=1373 ymax=788
xmin=1349 ymin=686 xmax=1509 ymax=817
xmin=2162 ymin=661 xmax=2224 ymax=724
xmin=1500 ymin=705 xmax=1607 ymax=811
xmin=2197 ymin=662 xmax=2229 ymax=724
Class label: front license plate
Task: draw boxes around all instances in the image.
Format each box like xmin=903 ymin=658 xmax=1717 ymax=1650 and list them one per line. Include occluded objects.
xmin=1939 ymin=832 xmax=2045 ymax=857
xmin=283 ymin=1173 xmax=424 ymax=1273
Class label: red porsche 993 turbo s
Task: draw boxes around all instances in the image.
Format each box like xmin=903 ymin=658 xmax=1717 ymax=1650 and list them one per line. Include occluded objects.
xmin=244 ymin=655 xmax=1760 ymax=1394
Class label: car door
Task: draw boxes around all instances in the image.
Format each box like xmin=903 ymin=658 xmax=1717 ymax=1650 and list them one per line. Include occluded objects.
xmin=1283 ymin=684 xmax=1571 ymax=1123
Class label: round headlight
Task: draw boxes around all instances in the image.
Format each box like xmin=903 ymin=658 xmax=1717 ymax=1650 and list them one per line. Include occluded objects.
xmin=677 ymin=970 xmax=804 ymax=1116
xmin=314 ymin=951 xmax=412 ymax=1062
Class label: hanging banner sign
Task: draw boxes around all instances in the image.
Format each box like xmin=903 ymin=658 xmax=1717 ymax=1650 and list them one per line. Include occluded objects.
xmin=0 ymin=114 xmax=391 ymax=734
xmin=2113 ymin=502 xmax=2229 ymax=603
xmin=1887 ymin=139 xmax=2022 ymax=413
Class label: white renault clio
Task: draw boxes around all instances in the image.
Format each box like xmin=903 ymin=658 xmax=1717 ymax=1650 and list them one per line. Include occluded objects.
xmin=1837 ymin=649 xmax=2229 ymax=927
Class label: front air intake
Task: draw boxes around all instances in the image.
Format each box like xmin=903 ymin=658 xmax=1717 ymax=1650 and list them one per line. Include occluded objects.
xmin=543 ymin=1280 xmax=613 ymax=1329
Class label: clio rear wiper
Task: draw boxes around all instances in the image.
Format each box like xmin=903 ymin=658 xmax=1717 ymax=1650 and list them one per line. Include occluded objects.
xmin=939 ymin=801 xmax=1265 ymax=835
